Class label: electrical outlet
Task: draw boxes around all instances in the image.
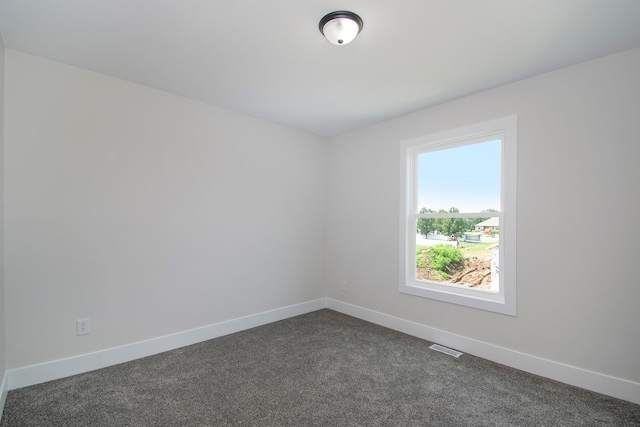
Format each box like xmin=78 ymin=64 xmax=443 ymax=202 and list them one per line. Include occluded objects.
xmin=341 ymin=280 xmax=348 ymax=291
xmin=77 ymin=318 xmax=90 ymax=336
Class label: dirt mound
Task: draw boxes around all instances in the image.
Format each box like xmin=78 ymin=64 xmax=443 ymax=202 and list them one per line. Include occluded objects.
xmin=416 ymin=257 xmax=492 ymax=289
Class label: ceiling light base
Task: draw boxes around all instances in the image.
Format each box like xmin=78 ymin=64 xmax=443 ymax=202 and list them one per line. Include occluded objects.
xmin=319 ymin=11 xmax=363 ymax=45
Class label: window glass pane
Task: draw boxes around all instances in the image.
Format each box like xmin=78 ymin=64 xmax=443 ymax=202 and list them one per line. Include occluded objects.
xmin=415 ymin=219 xmax=499 ymax=291
xmin=417 ymin=139 xmax=501 ymax=213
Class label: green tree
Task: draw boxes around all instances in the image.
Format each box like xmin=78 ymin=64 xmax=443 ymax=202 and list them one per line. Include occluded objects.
xmin=435 ymin=209 xmax=449 ymax=235
xmin=447 ymin=208 xmax=468 ymax=236
xmin=420 ymin=207 xmax=499 ymax=238
xmin=417 ymin=207 xmax=436 ymax=237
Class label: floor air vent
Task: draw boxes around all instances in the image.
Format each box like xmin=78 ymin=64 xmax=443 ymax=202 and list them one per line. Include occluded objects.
xmin=429 ymin=344 xmax=463 ymax=358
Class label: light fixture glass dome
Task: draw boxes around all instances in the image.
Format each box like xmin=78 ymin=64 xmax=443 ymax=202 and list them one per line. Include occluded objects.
xmin=319 ymin=11 xmax=363 ymax=45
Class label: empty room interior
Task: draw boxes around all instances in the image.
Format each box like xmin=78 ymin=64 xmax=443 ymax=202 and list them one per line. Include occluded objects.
xmin=1 ymin=0 xmax=640 ymax=424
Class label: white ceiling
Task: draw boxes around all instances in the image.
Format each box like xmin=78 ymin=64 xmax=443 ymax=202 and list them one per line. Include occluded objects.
xmin=1 ymin=0 xmax=640 ymax=137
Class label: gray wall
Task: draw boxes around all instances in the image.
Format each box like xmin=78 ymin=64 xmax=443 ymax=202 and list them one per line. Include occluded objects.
xmin=326 ymin=47 xmax=640 ymax=384
xmin=4 ymin=50 xmax=327 ymax=368
xmin=3 ymin=43 xmax=639 ymax=397
xmin=0 ymin=35 xmax=6 ymax=392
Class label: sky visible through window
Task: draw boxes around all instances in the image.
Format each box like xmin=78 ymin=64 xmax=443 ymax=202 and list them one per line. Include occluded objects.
xmin=417 ymin=139 xmax=501 ymax=213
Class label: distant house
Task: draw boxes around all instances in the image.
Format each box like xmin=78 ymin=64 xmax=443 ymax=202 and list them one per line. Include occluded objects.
xmin=475 ymin=217 xmax=499 ymax=233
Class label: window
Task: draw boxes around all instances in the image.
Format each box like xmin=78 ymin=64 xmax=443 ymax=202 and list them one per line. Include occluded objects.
xmin=399 ymin=116 xmax=517 ymax=315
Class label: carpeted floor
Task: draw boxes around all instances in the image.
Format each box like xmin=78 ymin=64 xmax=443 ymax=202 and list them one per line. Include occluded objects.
xmin=2 ymin=309 xmax=639 ymax=426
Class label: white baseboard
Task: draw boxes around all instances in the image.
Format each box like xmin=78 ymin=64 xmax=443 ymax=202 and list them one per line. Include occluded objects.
xmin=0 ymin=372 xmax=7 ymax=419
xmin=6 ymin=298 xmax=639 ymax=406
xmin=326 ymin=298 xmax=640 ymax=405
xmin=7 ymin=298 xmax=327 ymax=391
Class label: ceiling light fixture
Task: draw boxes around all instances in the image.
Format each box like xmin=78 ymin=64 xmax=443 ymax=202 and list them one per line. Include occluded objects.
xmin=319 ymin=11 xmax=363 ymax=45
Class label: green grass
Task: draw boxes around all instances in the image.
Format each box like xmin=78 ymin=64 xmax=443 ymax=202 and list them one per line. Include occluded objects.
xmin=418 ymin=242 xmax=495 ymax=261
xmin=416 ymin=245 xmax=428 ymax=268
xmin=416 ymin=244 xmax=464 ymax=279
xmin=457 ymin=241 xmax=495 ymax=260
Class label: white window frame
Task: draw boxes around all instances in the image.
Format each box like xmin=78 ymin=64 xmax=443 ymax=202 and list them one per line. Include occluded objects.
xmin=399 ymin=116 xmax=517 ymax=316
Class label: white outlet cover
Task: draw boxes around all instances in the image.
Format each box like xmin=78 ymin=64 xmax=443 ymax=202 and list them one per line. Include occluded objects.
xmin=77 ymin=318 xmax=90 ymax=336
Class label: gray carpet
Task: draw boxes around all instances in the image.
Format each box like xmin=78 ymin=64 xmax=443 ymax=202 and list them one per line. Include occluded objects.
xmin=1 ymin=309 xmax=639 ymax=426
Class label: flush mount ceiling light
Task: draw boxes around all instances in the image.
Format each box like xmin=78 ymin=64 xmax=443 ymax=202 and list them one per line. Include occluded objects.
xmin=319 ymin=11 xmax=363 ymax=45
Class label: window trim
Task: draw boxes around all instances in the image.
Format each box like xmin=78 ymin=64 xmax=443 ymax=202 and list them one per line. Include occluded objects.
xmin=399 ymin=116 xmax=517 ymax=316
